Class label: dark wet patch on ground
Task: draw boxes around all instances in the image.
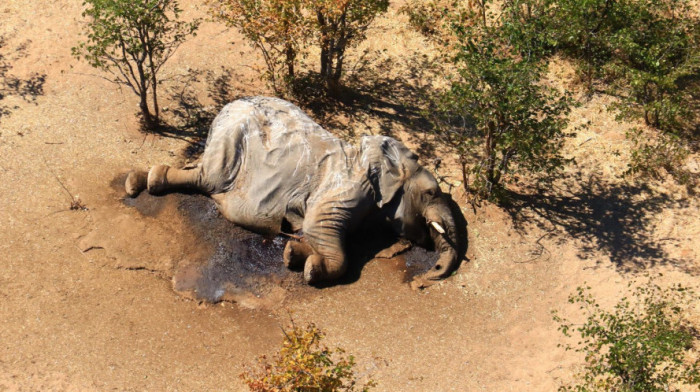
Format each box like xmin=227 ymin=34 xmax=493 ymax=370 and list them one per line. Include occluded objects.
xmin=109 ymin=173 xmax=128 ymax=192
xmin=112 ymin=173 xmax=168 ymax=217
xmin=401 ymin=247 xmax=440 ymax=281
xmin=117 ymin=180 xmax=443 ymax=301
xmin=344 ymin=227 xmax=442 ymax=285
xmin=122 ymin=191 xmax=168 ymax=217
xmin=173 ymin=194 xmax=302 ymax=303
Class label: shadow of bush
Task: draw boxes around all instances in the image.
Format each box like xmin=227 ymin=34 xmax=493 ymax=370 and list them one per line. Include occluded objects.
xmin=502 ymin=172 xmax=695 ymax=274
xmin=0 ymin=36 xmax=46 ymax=124
xmin=145 ymin=67 xmax=240 ymax=159
xmin=292 ymin=52 xmax=439 ymax=157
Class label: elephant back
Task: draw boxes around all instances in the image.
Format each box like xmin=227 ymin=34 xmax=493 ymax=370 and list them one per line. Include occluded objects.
xmin=200 ymin=97 xmax=360 ymax=232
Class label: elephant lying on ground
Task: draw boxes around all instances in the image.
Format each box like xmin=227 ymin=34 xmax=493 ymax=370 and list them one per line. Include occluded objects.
xmin=126 ymin=97 xmax=461 ymax=287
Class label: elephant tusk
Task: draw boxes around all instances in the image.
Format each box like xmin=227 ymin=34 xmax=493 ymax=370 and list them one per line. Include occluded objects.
xmin=430 ymin=221 xmax=446 ymax=234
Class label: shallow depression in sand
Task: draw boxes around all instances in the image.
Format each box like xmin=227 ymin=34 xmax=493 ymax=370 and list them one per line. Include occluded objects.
xmin=120 ymin=184 xmax=443 ymax=303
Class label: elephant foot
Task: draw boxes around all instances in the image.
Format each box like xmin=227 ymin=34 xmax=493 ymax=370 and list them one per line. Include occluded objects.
xmin=125 ymin=170 xmax=148 ymax=197
xmin=147 ymin=165 xmax=170 ymax=194
xmin=303 ymin=254 xmax=324 ymax=284
xmin=283 ymin=241 xmax=312 ymax=271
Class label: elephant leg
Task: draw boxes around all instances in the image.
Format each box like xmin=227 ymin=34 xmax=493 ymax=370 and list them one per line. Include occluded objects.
xmin=303 ymin=254 xmax=333 ymax=284
xmin=301 ymin=237 xmax=348 ymax=284
xmin=212 ymin=192 xmax=282 ymax=235
xmin=126 ymin=164 xmax=210 ymax=197
xmin=283 ymin=240 xmax=313 ymax=270
xmin=147 ymin=164 xmax=209 ymax=194
xmin=301 ymin=204 xmax=352 ymax=284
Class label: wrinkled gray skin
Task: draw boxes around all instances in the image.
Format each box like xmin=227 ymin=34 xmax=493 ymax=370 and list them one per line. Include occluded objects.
xmin=126 ymin=97 xmax=459 ymax=287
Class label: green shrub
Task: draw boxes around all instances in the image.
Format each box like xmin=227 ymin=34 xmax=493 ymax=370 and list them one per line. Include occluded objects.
xmin=540 ymin=0 xmax=700 ymax=185
xmin=553 ymin=280 xmax=700 ymax=392
xmin=549 ymin=0 xmax=619 ymax=91
xmin=409 ymin=0 xmax=572 ymax=199
xmin=605 ymin=0 xmax=699 ymax=131
xmin=241 ymin=322 xmax=375 ymax=392
xmin=625 ymin=128 xmax=694 ymax=186
xmin=72 ymin=0 xmax=199 ymax=129
xmin=406 ymin=0 xmax=698 ymax=190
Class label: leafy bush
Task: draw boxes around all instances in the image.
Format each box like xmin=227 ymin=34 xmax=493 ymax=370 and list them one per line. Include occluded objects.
xmin=406 ymin=0 xmax=698 ymax=191
xmin=241 ymin=322 xmax=375 ymax=392
xmin=553 ymin=280 xmax=700 ymax=392
xmin=208 ymin=0 xmax=388 ymax=95
xmin=401 ymin=0 xmax=454 ymax=38
xmin=551 ymin=0 xmax=700 ymax=131
xmin=408 ymin=0 xmax=572 ymax=199
xmin=549 ymin=0 xmax=700 ymax=187
xmin=625 ymin=128 xmax=694 ymax=187
xmin=208 ymin=0 xmax=310 ymax=93
xmin=549 ymin=0 xmax=619 ymax=91
xmin=73 ymin=0 xmax=199 ymax=129
xmin=603 ymin=0 xmax=700 ymax=131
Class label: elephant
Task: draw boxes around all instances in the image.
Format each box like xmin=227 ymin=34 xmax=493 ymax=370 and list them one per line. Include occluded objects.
xmin=125 ymin=96 xmax=462 ymax=287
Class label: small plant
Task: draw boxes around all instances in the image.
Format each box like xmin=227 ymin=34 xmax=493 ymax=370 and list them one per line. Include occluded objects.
xmin=73 ymin=0 xmax=199 ymax=129
xmin=625 ymin=128 xmax=694 ymax=187
xmin=553 ymin=279 xmax=700 ymax=392
xmin=241 ymin=321 xmax=375 ymax=392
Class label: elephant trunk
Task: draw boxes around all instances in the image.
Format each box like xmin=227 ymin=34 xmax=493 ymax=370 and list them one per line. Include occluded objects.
xmin=412 ymin=202 xmax=460 ymax=288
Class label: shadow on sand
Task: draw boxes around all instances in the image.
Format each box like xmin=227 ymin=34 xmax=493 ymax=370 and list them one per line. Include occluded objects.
xmin=502 ymin=172 xmax=695 ymax=274
xmin=144 ymin=50 xmax=441 ymax=165
xmin=137 ymin=67 xmax=242 ymax=159
xmin=0 ymin=36 xmax=46 ymax=123
xmin=293 ymin=54 xmax=439 ymax=158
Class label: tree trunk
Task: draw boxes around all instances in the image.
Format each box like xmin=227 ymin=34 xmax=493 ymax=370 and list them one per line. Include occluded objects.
xmin=282 ymin=14 xmax=295 ymax=82
xmin=151 ymin=73 xmax=159 ymax=126
xmin=485 ymin=120 xmax=496 ymax=193
xmin=137 ymin=63 xmax=154 ymax=129
xmin=460 ymin=158 xmax=469 ymax=194
xmin=320 ymin=42 xmax=329 ymax=78
xmin=330 ymin=11 xmax=348 ymax=89
xmin=332 ymin=48 xmax=344 ymax=82
xmin=139 ymin=91 xmax=154 ymax=129
xmin=643 ymin=83 xmax=652 ymax=126
xmin=317 ymin=11 xmax=329 ymax=79
xmin=285 ymin=43 xmax=295 ymax=80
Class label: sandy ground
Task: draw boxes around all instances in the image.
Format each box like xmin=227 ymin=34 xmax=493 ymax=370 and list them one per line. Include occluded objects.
xmin=1 ymin=1 xmax=698 ymax=391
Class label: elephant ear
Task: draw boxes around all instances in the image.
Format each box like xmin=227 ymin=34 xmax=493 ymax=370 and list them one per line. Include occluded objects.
xmin=360 ymin=136 xmax=418 ymax=207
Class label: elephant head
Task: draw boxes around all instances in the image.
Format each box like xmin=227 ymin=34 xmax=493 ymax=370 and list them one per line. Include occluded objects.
xmin=360 ymin=136 xmax=461 ymax=286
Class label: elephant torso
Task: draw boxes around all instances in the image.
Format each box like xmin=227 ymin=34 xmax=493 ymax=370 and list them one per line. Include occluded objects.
xmin=200 ymin=97 xmax=362 ymax=234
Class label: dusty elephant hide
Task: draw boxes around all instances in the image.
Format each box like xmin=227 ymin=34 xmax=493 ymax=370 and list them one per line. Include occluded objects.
xmin=197 ymin=97 xmax=363 ymax=234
